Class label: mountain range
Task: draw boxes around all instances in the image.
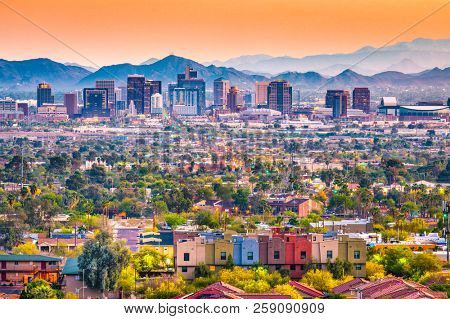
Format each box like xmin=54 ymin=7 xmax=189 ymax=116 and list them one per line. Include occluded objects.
xmin=0 ymin=38 xmax=449 ymax=91
xmin=207 ymin=38 xmax=450 ymax=75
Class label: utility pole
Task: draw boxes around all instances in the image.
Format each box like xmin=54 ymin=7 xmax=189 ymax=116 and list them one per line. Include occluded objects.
xmin=21 ymin=145 xmax=24 ymax=189
xmin=443 ymin=201 xmax=449 ymax=263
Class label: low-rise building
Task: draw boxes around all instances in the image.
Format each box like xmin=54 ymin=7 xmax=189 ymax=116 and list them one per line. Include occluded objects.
xmin=338 ymin=235 xmax=367 ymax=277
xmin=0 ymin=255 xmax=61 ymax=285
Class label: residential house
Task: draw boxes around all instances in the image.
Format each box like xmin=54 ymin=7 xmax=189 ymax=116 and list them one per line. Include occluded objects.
xmin=61 ymin=258 xmax=118 ymax=299
xmin=176 ymin=237 xmax=207 ymax=280
xmin=308 ymin=233 xmax=338 ymax=269
xmin=273 ymin=233 xmax=311 ymax=278
xmin=289 ymin=281 xmax=325 ymax=298
xmin=267 ymin=195 xmax=323 ymax=217
xmin=338 ymin=235 xmax=367 ymax=277
xmin=177 ymin=281 xmax=291 ymax=299
xmin=232 ymin=235 xmax=259 ymax=267
xmin=333 ymin=277 xmax=447 ymax=299
xmin=138 ymin=230 xmax=174 ymax=261
xmin=0 ymin=255 xmax=61 ymax=285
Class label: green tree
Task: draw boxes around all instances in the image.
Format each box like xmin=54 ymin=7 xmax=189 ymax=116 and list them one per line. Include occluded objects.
xmin=12 ymin=242 xmax=39 ymax=255
xmin=301 ymin=269 xmax=336 ymax=292
xmin=163 ymin=213 xmax=186 ymax=229
xmin=78 ymin=231 xmax=131 ymax=292
xmin=20 ymin=279 xmax=60 ymax=299
xmin=409 ymin=253 xmax=442 ymax=280
xmin=380 ymin=246 xmax=414 ymax=277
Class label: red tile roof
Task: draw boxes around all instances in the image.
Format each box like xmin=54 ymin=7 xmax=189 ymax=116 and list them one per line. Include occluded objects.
xmin=289 ymin=281 xmax=324 ymax=298
xmin=177 ymin=282 xmax=290 ymax=299
xmin=348 ymin=277 xmax=446 ymax=299
xmin=333 ymin=278 xmax=369 ymax=294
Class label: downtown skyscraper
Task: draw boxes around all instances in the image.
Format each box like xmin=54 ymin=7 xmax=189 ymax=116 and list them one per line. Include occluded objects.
xmin=353 ymin=87 xmax=370 ymax=113
xmin=127 ymin=75 xmax=145 ymax=114
xmin=37 ymin=82 xmax=54 ymax=107
xmin=169 ymin=66 xmax=206 ymax=115
xmin=326 ymin=90 xmax=350 ymax=118
xmin=144 ymin=80 xmax=162 ymax=114
xmin=213 ymin=77 xmax=230 ymax=108
xmin=267 ymin=80 xmax=292 ymax=115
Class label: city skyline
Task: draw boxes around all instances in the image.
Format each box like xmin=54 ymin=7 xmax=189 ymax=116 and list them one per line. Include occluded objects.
xmin=0 ymin=0 xmax=449 ymax=66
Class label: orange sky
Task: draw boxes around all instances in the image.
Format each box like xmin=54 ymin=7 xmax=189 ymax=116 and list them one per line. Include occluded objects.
xmin=0 ymin=0 xmax=449 ymax=66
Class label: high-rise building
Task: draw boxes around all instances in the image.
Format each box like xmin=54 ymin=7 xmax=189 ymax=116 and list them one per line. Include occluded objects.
xmin=118 ymin=86 xmax=127 ymax=102
xmin=326 ymin=90 xmax=348 ymax=108
xmin=172 ymin=88 xmax=199 ymax=116
xmin=255 ymin=81 xmax=270 ymax=106
xmin=327 ymin=90 xmax=350 ymax=118
xmin=64 ymin=92 xmax=78 ymax=118
xmin=227 ymin=86 xmax=242 ymax=113
xmin=353 ymin=87 xmax=370 ymax=113
xmin=151 ymin=93 xmax=163 ymax=115
xmin=0 ymin=98 xmax=23 ymax=120
xmin=267 ymin=80 xmax=292 ymax=115
xmin=170 ymin=66 xmax=205 ymax=115
xmin=82 ymin=88 xmax=110 ymax=118
xmin=17 ymin=102 xmax=29 ymax=117
xmin=37 ymin=82 xmax=54 ymax=107
xmin=243 ymin=92 xmax=254 ymax=108
xmin=144 ymin=80 xmax=162 ymax=114
xmin=127 ymin=75 xmax=145 ymax=114
xmin=95 ymin=80 xmax=115 ymax=109
xmin=213 ymin=78 xmax=230 ymax=108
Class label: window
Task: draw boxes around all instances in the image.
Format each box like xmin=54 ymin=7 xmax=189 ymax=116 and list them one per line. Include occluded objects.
xmin=181 ymin=266 xmax=188 ymax=273
xmin=300 ymin=251 xmax=307 ymax=259
xmin=355 ymin=264 xmax=362 ymax=271
xmin=290 ymin=265 xmax=296 ymax=270
xmin=354 ymin=250 xmax=361 ymax=259
xmin=274 ymin=251 xmax=280 ymax=260
xmin=286 ymin=237 xmax=290 ymax=242
xmin=300 ymin=264 xmax=305 ymax=270
xmin=183 ymin=253 xmax=190 ymax=262
xmin=49 ymin=261 xmax=57 ymax=265
xmin=14 ymin=261 xmax=19 ymax=265
xmin=326 ymin=250 xmax=333 ymax=259
xmin=247 ymin=251 xmax=254 ymax=261
xmin=275 ymin=265 xmax=281 ymax=270
xmin=220 ymin=252 xmax=226 ymax=260
xmin=313 ymin=236 xmax=317 ymax=241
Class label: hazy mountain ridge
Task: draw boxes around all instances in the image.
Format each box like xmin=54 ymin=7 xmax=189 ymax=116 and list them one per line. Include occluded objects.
xmin=209 ymin=38 xmax=450 ymax=75
xmin=0 ymin=58 xmax=91 ymax=90
xmin=0 ymin=49 xmax=449 ymax=92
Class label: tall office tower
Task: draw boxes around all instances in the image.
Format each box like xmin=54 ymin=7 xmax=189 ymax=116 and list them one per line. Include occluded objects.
xmin=295 ymin=89 xmax=301 ymax=105
xmin=127 ymin=75 xmax=145 ymax=114
xmin=95 ymin=80 xmax=115 ymax=108
xmin=114 ymin=88 xmax=122 ymax=102
xmin=17 ymin=102 xmax=29 ymax=117
xmin=172 ymin=88 xmax=199 ymax=116
xmin=326 ymin=90 xmax=348 ymax=108
xmin=172 ymin=66 xmax=205 ymax=115
xmin=329 ymin=90 xmax=350 ymax=118
xmin=144 ymin=80 xmax=162 ymax=114
xmin=227 ymin=86 xmax=242 ymax=113
xmin=353 ymin=87 xmax=370 ymax=113
xmin=151 ymin=93 xmax=163 ymax=114
xmin=267 ymin=80 xmax=292 ymax=115
xmin=118 ymin=86 xmax=127 ymax=102
xmin=64 ymin=92 xmax=78 ymax=118
xmin=243 ymin=92 xmax=254 ymax=108
xmin=213 ymin=77 xmax=230 ymax=108
xmin=255 ymin=81 xmax=270 ymax=106
xmin=37 ymin=82 xmax=54 ymax=107
xmin=82 ymin=88 xmax=110 ymax=118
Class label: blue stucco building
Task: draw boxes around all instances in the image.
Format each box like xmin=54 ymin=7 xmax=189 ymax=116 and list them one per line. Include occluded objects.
xmin=232 ymin=235 xmax=259 ymax=266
